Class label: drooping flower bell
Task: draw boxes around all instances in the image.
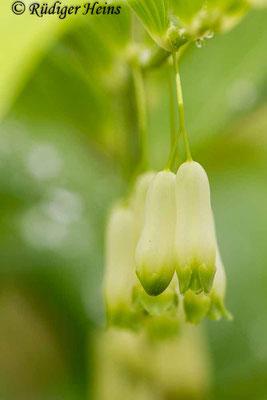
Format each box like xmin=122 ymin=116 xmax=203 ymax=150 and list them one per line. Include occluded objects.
xmin=136 ymin=170 xmax=176 ymax=296
xmin=103 ymin=204 xmax=139 ymax=329
xmin=131 ymin=172 xmax=179 ymax=318
xmin=175 ymin=161 xmax=216 ymax=295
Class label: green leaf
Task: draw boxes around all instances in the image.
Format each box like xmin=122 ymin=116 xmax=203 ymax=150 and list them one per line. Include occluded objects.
xmin=127 ymin=0 xmax=170 ymax=50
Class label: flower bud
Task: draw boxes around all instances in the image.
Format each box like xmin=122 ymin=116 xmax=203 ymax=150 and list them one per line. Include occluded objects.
xmin=103 ymin=204 xmax=139 ymax=329
xmin=207 ymin=249 xmax=232 ymax=321
xmin=136 ymin=170 xmax=176 ymax=296
xmin=175 ymin=161 xmax=216 ymax=294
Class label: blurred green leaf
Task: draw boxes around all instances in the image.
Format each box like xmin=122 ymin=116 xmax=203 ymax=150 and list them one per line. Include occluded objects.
xmin=0 ymin=0 xmax=83 ymax=121
xmin=170 ymin=0 xmax=204 ymax=22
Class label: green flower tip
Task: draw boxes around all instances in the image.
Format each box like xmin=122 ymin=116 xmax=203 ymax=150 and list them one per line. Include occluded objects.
xmin=183 ymin=290 xmax=211 ymax=325
xmin=177 ymin=264 xmax=216 ymax=295
xmin=136 ymin=269 xmax=174 ymax=296
xmin=199 ymin=263 xmax=216 ymax=294
xmin=176 ymin=264 xmax=192 ymax=295
xmin=207 ymin=295 xmax=233 ymax=322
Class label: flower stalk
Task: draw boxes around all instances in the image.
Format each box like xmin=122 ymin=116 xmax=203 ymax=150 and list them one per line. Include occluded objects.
xmin=172 ymin=50 xmax=192 ymax=162
xmin=133 ymin=65 xmax=148 ymax=170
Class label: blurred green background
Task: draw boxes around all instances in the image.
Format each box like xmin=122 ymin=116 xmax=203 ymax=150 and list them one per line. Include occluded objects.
xmin=1 ymin=1 xmax=267 ymax=399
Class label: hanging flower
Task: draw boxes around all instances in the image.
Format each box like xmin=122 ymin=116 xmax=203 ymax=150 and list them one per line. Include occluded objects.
xmin=136 ymin=170 xmax=176 ymax=296
xmin=175 ymin=161 xmax=216 ymax=294
xmin=103 ymin=204 xmax=139 ymax=329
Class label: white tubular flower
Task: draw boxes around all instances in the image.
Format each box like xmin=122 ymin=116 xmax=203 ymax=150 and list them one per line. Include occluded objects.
xmin=130 ymin=171 xmax=156 ymax=241
xmin=207 ymin=248 xmax=232 ymax=321
xmin=131 ymin=173 xmax=178 ymax=319
xmin=175 ymin=161 xmax=216 ymax=294
xmin=136 ymin=170 xmax=176 ymax=296
xmin=103 ymin=204 xmax=139 ymax=329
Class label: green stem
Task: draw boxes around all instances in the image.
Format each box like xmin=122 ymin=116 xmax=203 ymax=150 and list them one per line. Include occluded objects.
xmin=166 ymin=128 xmax=181 ymax=170
xmin=171 ymin=50 xmax=192 ymax=162
xmin=168 ymin=64 xmax=176 ymax=146
xmin=132 ymin=66 xmax=148 ymax=170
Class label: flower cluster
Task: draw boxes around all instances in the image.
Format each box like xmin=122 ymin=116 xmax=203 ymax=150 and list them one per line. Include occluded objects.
xmin=103 ymin=161 xmax=231 ymax=329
